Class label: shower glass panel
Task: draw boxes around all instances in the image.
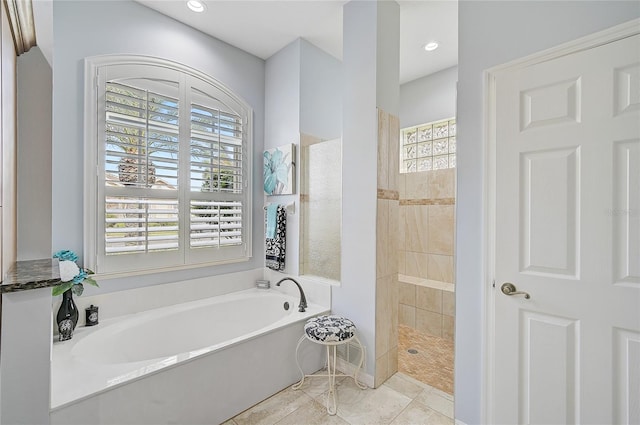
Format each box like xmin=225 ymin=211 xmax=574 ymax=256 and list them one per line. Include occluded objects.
xmin=299 ymin=136 xmax=341 ymax=282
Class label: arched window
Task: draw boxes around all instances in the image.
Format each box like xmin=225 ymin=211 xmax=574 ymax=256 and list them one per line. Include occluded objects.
xmin=84 ymin=55 xmax=252 ymax=274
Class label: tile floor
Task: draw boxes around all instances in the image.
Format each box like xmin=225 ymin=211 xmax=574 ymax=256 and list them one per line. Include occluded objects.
xmin=397 ymin=325 xmax=454 ymax=395
xmin=226 ymin=372 xmax=454 ymax=425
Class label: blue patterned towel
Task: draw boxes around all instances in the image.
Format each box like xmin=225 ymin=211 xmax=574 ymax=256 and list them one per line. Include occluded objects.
xmin=266 ymin=203 xmax=279 ymax=239
xmin=265 ymin=205 xmax=286 ymax=271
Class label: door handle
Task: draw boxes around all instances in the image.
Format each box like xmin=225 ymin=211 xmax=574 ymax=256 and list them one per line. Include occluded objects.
xmin=500 ymin=282 xmax=530 ymax=299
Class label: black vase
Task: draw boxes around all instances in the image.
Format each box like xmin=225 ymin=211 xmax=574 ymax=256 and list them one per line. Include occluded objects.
xmin=57 ymin=289 xmax=79 ymax=341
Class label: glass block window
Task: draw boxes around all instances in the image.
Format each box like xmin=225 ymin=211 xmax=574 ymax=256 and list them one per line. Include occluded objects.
xmin=401 ymin=118 xmax=456 ymax=173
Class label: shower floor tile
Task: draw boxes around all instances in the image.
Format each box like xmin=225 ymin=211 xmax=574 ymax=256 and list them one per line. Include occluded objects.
xmin=398 ymin=325 xmax=454 ymax=395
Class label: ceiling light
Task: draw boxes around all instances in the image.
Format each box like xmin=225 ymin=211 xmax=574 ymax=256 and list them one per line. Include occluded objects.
xmin=423 ymin=41 xmax=439 ymax=52
xmin=187 ymin=0 xmax=205 ymax=13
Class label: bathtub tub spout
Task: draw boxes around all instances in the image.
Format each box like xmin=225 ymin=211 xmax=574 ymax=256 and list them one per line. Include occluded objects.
xmin=275 ymin=278 xmax=307 ymax=312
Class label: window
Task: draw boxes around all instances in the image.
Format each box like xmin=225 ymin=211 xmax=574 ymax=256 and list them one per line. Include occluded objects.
xmin=400 ymin=118 xmax=456 ymax=173
xmin=85 ymin=56 xmax=252 ymax=274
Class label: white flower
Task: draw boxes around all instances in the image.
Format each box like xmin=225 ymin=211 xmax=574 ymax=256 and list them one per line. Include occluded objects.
xmin=59 ymin=260 xmax=80 ymax=282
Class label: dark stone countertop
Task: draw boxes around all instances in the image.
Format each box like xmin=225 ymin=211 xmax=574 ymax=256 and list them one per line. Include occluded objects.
xmin=1 ymin=258 xmax=61 ymax=293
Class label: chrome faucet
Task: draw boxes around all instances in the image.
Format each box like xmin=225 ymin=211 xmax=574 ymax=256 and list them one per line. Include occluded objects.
xmin=275 ymin=277 xmax=307 ymax=312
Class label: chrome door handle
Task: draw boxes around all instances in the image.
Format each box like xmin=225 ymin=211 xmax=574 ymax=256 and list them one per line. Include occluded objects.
xmin=501 ymin=282 xmax=530 ymax=299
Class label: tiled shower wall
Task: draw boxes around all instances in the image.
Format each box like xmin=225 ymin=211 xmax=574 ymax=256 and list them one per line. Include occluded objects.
xmin=375 ymin=108 xmax=399 ymax=387
xmin=398 ymin=169 xmax=455 ymax=341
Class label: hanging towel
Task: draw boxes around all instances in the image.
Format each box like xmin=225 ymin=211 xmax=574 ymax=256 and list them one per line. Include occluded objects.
xmin=266 ymin=205 xmax=286 ymax=271
xmin=266 ymin=203 xmax=279 ymax=239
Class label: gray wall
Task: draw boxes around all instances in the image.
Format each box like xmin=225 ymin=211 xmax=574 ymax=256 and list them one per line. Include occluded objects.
xmin=52 ymin=0 xmax=265 ymax=293
xmin=456 ymin=2 xmax=640 ymax=423
xmin=17 ymin=47 xmax=52 ymax=261
xmin=399 ymin=66 xmax=457 ymax=129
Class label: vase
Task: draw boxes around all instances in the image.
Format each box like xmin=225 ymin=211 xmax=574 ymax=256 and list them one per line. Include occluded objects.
xmin=57 ymin=289 xmax=79 ymax=341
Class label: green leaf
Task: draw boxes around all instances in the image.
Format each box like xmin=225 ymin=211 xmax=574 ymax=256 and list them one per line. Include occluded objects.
xmin=84 ymin=277 xmax=99 ymax=287
xmin=52 ymin=281 xmax=73 ymax=296
xmin=71 ymin=283 xmax=84 ymax=296
xmin=85 ymin=268 xmax=95 ymax=275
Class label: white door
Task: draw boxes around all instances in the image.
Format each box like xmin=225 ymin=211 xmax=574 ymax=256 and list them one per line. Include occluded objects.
xmin=491 ymin=28 xmax=640 ymax=425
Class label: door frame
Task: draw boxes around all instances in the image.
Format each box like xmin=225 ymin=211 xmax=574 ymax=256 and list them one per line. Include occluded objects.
xmin=481 ymin=18 xmax=640 ymax=424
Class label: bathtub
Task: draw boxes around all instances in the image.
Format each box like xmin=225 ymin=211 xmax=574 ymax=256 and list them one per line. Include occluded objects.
xmin=51 ymin=288 xmax=328 ymax=425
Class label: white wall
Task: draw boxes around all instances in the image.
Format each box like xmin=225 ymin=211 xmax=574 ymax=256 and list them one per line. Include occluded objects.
xmin=336 ymin=0 xmax=399 ymax=378
xmin=456 ymin=2 xmax=640 ymax=423
xmin=337 ymin=0 xmax=379 ymax=377
xmin=265 ymin=38 xmax=341 ymax=146
xmin=264 ymin=40 xmax=302 ymax=275
xmin=300 ymin=40 xmax=342 ymax=140
xmin=264 ymin=38 xmax=342 ymax=276
xmin=265 ymin=40 xmax=301 ymax=147
xmin=52 ymin=0 xmax=265 ymax=294
xmin=399 ymin=66 xmax=457 ymax=129
xmin=17 ymin=47 xmax=52 ymax=261
xmin=0 ymin=288 xmax=52 ymax=425
xmin=375 ymin=1 xmax=400 ymax=116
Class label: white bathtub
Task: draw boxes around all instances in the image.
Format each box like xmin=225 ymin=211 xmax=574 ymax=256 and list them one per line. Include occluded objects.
xmin=51 ymin=288 xmax=328 ymax=424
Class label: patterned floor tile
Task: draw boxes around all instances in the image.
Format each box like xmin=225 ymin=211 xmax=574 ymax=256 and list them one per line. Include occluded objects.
xmin=398 ymin=325 xmax=454 ymax=395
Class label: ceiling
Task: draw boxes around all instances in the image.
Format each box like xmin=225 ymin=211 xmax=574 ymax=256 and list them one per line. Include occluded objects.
xmin=135 ymin=0 xmax=458 ymax=84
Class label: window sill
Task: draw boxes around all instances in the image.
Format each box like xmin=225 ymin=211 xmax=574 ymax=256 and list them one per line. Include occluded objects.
xmin=92 ymin=256 xmax=251 ymax=281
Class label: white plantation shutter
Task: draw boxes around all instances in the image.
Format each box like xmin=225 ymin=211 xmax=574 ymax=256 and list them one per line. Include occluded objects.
xmin=88 ymin=57 xmax=252 ymax=274
xmin=189 ymin=95 xmax=244 ymax=251
xmin=105 ymin=82 xmax=180 ymax=190
xmin=189 ymin=102 xmax=243 ymax=193
xmin=104 ymin=81 xmax=180 ymax=259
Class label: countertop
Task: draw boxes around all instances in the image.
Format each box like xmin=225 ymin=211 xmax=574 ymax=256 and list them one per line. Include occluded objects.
xmin=1 ymin=258 xmax=61 ymax=293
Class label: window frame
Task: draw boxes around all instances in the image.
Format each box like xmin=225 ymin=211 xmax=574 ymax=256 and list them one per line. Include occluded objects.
xmin=84 ymin=55 xmax=253 ymax=276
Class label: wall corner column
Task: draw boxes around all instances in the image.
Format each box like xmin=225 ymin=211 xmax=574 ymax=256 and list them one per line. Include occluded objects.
xmin=335 ymin=0 xmax=399 ymax=386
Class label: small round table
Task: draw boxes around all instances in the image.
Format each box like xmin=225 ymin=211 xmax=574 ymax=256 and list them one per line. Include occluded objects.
xmin=292 ymin=315 xmax=367 ymax=415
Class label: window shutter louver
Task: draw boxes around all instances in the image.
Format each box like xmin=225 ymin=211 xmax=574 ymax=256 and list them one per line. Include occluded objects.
xmin=189 ymin=200 xmax=243 ymax=248
xmin=105 ymin=197 xmax=179 ymax=254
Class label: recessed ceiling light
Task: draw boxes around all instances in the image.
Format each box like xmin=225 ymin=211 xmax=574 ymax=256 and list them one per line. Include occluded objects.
xmin=423 ymin=41 xmax=439 ymax=52
xmin=187 ymin=0 xmax=205 ymax=13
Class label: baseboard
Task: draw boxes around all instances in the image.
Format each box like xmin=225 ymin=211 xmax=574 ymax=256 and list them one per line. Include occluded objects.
xmin=455 ymin=420 xmax=466 ymax=425
xmin=335 ymin=357 xmax=374 ymax=388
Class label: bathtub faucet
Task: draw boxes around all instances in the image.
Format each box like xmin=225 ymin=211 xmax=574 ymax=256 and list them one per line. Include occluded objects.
xmin=275 ymin=278 xmax=307 ymax=312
